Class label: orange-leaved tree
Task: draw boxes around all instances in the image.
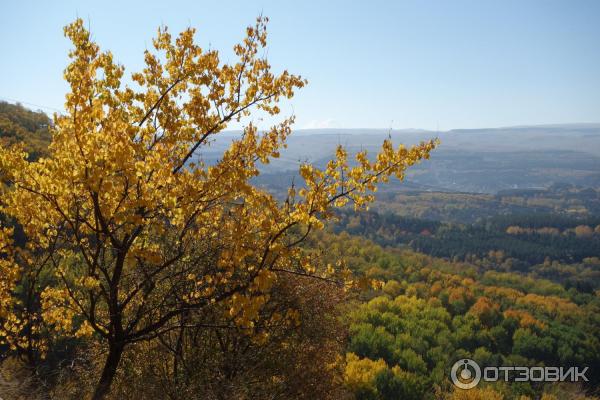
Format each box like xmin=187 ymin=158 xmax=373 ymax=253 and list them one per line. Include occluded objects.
xmin=0 ymin=17 xmax=436 ymax=399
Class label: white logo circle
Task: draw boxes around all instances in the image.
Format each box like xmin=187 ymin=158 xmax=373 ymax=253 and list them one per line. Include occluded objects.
xmin=450 ymin=359 xmax=481 ymax=389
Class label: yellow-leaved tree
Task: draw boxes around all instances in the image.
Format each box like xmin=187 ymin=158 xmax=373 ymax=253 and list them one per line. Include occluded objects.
xmin=0 ymin=17 xmax=436 ymax=399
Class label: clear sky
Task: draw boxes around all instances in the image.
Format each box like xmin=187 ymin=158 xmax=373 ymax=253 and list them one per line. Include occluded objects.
xmin=1 ymin=0 xmax=599 ymax=130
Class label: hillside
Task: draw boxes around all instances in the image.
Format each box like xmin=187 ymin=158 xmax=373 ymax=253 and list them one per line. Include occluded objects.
xmin=0 ymin=101 xmax=52 ymax=159
xmin=1 ymin=103 xmax=598 ymax=400
xmin=210 ymin=125 xmax=600 ymax=193
xmin=311 ymin=230 xmax=600 ymax=400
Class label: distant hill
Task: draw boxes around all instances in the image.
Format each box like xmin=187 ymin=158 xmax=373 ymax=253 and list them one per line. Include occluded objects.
xmin=2 ymin=101 xmax=599 ymax=193
xmin=0 ymin=101 xmax=51 ymax=159
xmin=199 ymin=124 xmax=600 ymax=193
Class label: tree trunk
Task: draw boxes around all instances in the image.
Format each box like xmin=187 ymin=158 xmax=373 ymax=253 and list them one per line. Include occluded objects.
xmin=91 ymin=342 xmax=124 ymax=400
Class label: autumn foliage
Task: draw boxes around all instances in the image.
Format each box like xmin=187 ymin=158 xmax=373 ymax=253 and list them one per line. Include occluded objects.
xmin=0 ymin=18 xmax=435 ymax=399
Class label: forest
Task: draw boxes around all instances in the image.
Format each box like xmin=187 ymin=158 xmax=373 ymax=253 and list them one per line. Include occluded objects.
xmin=304 ymin=230 xmax=600 ymax=399
xmin=1 ymin=16 xmax=599 ymax=400
xmin=334 ymin=209 xmax=600 ymax=292
xmin=2 ymin=93 xmax=599 ymax=400
xmin=0 ymin=101 xmax=52 ymax=160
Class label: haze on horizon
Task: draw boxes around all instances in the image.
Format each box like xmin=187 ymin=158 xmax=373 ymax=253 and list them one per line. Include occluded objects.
xmin=1 ymin=0 xmax=599 ymax=131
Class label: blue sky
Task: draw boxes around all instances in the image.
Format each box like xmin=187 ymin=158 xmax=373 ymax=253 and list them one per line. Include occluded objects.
xmin=1 ymin=0 xmax=599 ymax=130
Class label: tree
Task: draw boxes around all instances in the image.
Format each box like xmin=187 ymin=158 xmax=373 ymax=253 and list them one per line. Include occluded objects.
xmin=0 ymin=17 xmax=436 ymax=399
xmin=444 ymin=387 xmax=504 ymax=400
xmin=105 ymin=274 xmax=350 ymax=400
xmin=574 ymin=225 xmax=593 ymax=238
xmin=468 ymin=297 xmax=500 ymax=327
